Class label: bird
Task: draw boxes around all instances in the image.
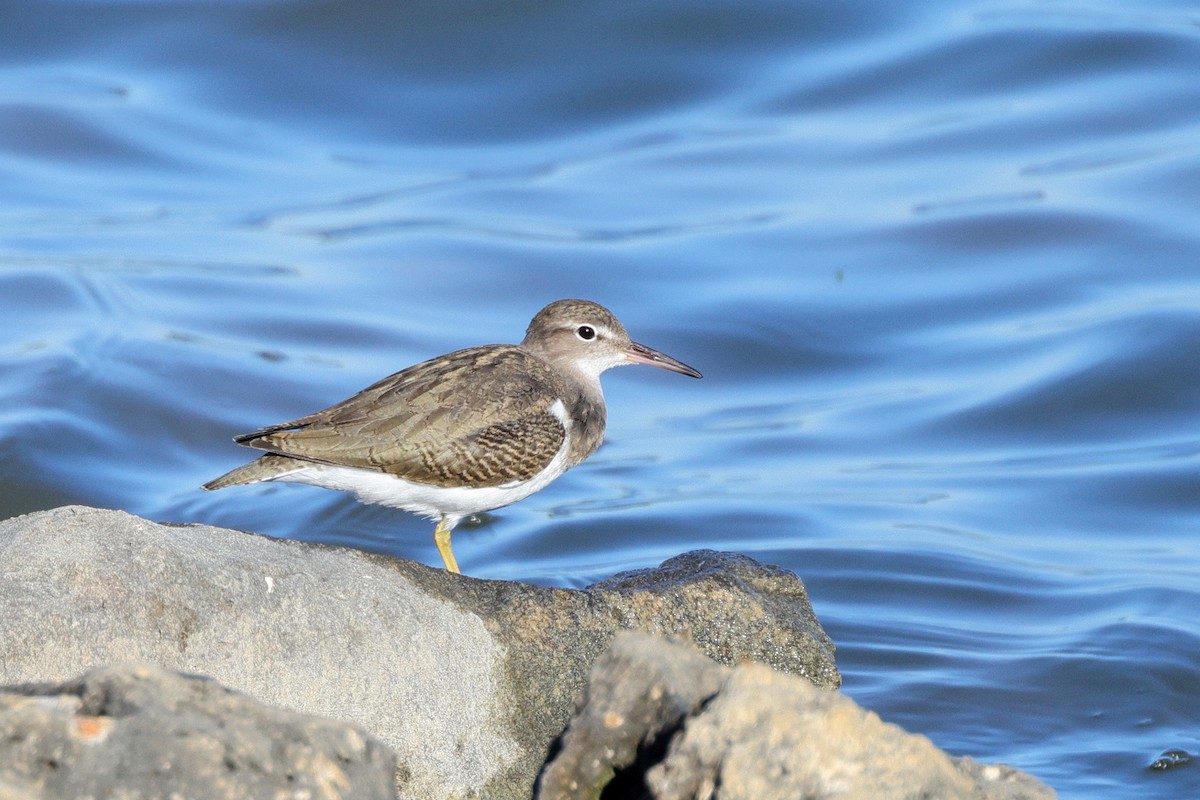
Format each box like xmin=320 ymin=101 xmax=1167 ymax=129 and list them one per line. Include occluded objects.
xmin=203 ymin=299 xmax=702 ymax=574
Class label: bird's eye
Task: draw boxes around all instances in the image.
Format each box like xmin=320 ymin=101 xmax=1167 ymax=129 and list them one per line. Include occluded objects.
xmin=576 ymin=325 xmax=596 ymax=341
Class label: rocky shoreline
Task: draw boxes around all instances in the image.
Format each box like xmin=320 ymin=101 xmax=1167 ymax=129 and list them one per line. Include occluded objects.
xmin=0 ymin=506 xmax=1055 ymax=799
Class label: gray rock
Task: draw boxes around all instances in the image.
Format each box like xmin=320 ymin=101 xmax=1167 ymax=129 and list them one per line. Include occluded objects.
xmin=432 ymin=547 xmax=840 ymax=785
xmin=0 ymin=663 xmax=396 ymax=800
xmin=538 ymin=634 xmax=1056 ymax=800
xmin=535 ymin=631 xmax=726 ymax=800
xmin=0 ymin=506 xmax=837 ymax=799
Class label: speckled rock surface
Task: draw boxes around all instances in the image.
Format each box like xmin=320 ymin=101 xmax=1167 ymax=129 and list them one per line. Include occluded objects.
xmin=420 ymin=547 xmax=840 ymax=787
xmin=0 ymin=506 xmax=837 ymax=799
xmin=0 ymin=506 xmax=515 ymax=800
xmin=538 ymin=634 xmax=1056 ymax=800
xmin=0 ymin=663 xmax=396 ymax=800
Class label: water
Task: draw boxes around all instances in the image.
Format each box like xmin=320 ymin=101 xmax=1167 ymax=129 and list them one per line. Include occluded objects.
xmin=3 ymin=1 xmax=1199 ymax=796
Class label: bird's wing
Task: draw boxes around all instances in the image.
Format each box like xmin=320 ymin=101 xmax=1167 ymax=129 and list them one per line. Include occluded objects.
xmin=235 ymin=345 xmax=569 ymax=488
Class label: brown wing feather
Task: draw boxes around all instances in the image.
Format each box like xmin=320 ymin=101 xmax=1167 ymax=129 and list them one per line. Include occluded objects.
xmin=234 ymin=345 xmax=569 ymax=488
xmin=403 ymin=411 xmax=566 ymax=486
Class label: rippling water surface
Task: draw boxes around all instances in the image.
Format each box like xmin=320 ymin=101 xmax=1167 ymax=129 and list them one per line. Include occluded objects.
xmin=3 ymin=1 xmax=1200 ymax=796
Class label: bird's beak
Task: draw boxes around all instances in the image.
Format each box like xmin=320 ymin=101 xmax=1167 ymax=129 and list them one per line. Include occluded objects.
xmin=625 ymin=341 xmax=703 ymax=378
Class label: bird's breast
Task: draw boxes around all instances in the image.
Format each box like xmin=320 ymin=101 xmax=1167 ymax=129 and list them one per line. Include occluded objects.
xmin=565 ymin=394 xmax=606 ymax=466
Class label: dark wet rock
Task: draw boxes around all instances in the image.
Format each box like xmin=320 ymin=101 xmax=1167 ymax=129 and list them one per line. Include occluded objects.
xmin=0 ymin=662 xmax=396 ymax=800
xmin=538 ymin=634 xmax=1056 ymax=800
xmin=0 ymin=506 xmax=836 ymax=799
xmin=1149 ymin=748 xmax=1194 ymax=771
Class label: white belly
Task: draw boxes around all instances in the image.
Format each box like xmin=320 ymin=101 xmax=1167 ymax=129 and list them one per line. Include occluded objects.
xmin=277 ymin=459 xmax=568 ymax=525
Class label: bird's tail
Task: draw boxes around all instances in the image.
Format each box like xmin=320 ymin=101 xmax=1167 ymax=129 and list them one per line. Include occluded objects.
xmin=202 ymin=453 xmax=307 ymax=490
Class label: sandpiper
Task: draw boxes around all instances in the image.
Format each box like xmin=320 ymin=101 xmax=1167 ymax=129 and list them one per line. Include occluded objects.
xmin=203 ymin=299 xmax=702 ymax=573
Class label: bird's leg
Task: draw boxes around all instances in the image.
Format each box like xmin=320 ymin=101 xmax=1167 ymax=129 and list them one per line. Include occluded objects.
xmin=433 ymin=518 xmax=460 ymax=574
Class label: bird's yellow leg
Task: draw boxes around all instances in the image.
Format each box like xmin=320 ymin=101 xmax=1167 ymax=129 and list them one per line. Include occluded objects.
xmin=433 ymin=518 xmax=460 ymax=574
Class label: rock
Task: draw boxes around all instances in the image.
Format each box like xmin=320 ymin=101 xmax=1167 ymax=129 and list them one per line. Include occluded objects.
xmin=538 ymin=634 xmax=1056 ymax=800
xmin=0 ymin=663 xmax=396 ymax=800
xmin=0 ymin=506 xmax=837 ymax=799
xmin=430 ymin=547 xmax=840 ymax=787
xmin=535 ymin=630 xmax=726 ymax=800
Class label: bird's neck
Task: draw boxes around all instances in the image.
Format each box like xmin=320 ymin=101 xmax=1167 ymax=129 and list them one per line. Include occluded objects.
xmin=524 ymin=342 xmax=610 ymax=464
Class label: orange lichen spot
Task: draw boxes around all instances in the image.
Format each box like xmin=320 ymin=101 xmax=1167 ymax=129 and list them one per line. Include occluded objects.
xmin=75 ymin=716 xmax=114 ymax=742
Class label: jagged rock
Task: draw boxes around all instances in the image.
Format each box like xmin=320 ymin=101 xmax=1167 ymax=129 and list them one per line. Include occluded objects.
xmin=537 ymin=634 xmax=1056 ymax=800
xmin=0 ymin=506 xmax=837 ymax=799
xmin=0 ymin=663 xmax=395 ymax=800
xmin=535 ymin=630 xmax=725 ymax=799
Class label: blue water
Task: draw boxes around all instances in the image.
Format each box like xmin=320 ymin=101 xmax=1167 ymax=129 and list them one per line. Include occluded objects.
xmin=3 ymin=1 xmax=1199 ymax=796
